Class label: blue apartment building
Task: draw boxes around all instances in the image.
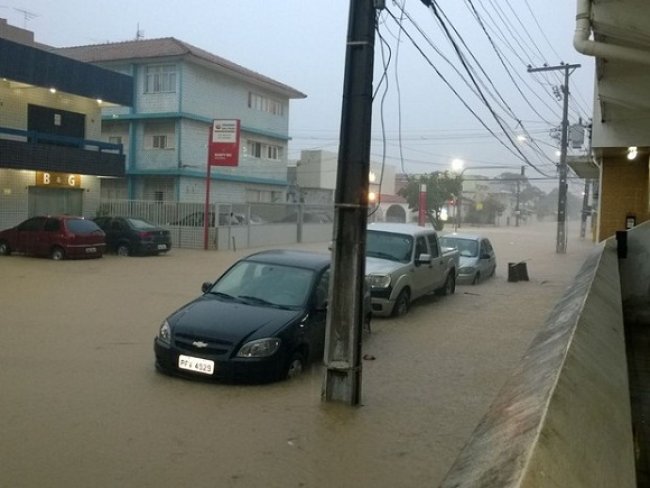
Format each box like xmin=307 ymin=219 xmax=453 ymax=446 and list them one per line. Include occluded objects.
xmin=54 ymin=37 xmax=306 ymax=206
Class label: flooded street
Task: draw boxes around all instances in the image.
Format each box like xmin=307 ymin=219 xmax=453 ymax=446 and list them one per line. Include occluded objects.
xmin=0 ymin=221 xmax=596 ymax=488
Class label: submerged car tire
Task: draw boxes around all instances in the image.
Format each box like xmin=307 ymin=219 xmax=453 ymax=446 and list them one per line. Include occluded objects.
xmin=285 ymin=351 xmax=306 ymax=380
xmin=472 ymin=272 xmax=480 ymax=285
xmin=439 ymin=272 xmax=456 ymax=296
xmin=392 ymin=288 xmax=411 ymax=317
xmin=154 ymin=361 xmax=173 ymax=377
xmin=0 ymin=240 xmax=10 ymax=256
xmin=50 ymin=246 xmax=65 ymax=261
xmin=364 ymin=312 xmax=372 ymax=334
xmin=117 ymin=243 xmax=130 ymax=257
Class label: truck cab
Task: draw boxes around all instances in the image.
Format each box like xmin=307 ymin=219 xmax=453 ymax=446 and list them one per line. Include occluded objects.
xmin=365 ymin=223 xmax=459 ymax=317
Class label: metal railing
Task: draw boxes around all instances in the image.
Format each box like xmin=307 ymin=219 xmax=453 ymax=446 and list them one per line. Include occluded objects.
xmin=97 ymin=199 xmax=335 ymax=250
xmin=0 ymin=127 xmax=123 ymax=154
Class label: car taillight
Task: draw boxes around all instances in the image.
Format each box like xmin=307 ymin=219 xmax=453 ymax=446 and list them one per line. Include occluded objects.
xmin=138 ymin=231 xmax=152 ymax=238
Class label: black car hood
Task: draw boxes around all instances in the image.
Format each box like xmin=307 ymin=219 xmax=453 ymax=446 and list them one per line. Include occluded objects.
xmin=168 ymin=295 xmax=303 ymax=343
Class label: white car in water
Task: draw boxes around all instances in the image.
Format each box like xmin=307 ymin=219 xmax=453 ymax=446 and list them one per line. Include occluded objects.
xmin=439 ymin=233 xmax=497 ymax=285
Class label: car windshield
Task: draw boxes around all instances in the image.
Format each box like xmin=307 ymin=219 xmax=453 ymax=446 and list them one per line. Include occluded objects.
xmin=127 ymin=218 xmax=157 ymax=230
xmin=66 ymin=219 xmax=101 ymax=234
xmin=209 ymin=260 xmax=315 ymax=308
xmin=366 ymin=231 xmax=413 ymax=262
xmin=440 ymin=237 xmax=478 ymax=258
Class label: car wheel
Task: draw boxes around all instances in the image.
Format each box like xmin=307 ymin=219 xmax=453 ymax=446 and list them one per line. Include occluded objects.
xmin=364 ymin=312 xmax=372 ymax=334
xmin=50 ymin=246 xmax=65 ymax=261
xmin=472 ymin=272 xmax=480 ymax=285
xmin=392 ymin=288 xmax=411 ymax=317
xmin=441 ymin=272 xmax=456 ymax=295
xmin=285 ymin=351 xmax=306 ymax=380
xmin=155 ymin=361 xmax=173 ymax=376
xmin=0 ymin=240 xmax=10 ymax=256
xmin=117 ymin=244 xmax=130 ymax=257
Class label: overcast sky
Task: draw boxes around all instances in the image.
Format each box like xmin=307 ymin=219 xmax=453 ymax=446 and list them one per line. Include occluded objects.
xmin=3 ymin=1 xmax=594 ymax=192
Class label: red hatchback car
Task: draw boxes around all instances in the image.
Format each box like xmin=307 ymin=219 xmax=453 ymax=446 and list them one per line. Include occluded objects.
xmin=0 ymin=216 xmax=106 ymax=260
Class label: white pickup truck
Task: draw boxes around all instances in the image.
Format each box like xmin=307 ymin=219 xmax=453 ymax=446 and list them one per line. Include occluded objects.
xmin=365 ymin=223 xmax=460 ymax=317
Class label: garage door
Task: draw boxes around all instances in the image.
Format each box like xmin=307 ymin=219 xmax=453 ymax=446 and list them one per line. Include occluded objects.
xmin=28 ymin=187 xmax=83 ymax=217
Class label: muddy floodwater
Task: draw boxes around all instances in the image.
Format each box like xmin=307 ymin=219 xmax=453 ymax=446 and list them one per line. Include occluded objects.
xmin=0 ymin=221 xmax=596 ymax=487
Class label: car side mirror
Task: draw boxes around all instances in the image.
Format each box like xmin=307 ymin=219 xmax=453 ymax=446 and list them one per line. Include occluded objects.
xmin=416 ymin=253 xmax=432 ymax=265
xmin=481 ymin=253 xmax=491 ymax=260
xmin=201 ymin=282 xmax=212 ymax=293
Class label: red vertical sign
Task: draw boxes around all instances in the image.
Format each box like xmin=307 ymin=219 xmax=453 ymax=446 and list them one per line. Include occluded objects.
xmin=418 ymin=184 xmax=427 ymax=227
xmin=204 ymin=119 xmax=240 ymax=249
xmin=208 ymin=119 xmax=240 ymax=167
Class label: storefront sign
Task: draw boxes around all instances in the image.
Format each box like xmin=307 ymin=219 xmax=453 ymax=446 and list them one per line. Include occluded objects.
xmin=35 ymin=171 xmax=81 ymax=188
xmin=208 ymin=119 xmax=240 ymax=167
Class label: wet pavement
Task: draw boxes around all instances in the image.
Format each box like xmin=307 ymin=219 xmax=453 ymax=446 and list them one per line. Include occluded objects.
xmin=0 ymin=220 xmax=596 ymax=488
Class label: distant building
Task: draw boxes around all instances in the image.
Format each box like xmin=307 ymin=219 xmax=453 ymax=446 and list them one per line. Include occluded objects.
xmin=295 ymin=149 xmax=404 ymax=218
xmin=54 ymin=37 xmax=306 ymax=205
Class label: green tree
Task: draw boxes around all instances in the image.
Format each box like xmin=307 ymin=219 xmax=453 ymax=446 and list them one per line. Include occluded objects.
xmin=397 ymin=171 xmax=462 ymax=230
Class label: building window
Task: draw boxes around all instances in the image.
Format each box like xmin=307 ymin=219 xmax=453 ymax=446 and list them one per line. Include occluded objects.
xmin=144 ymin=121 xmax=175 ymax=150
xmin=246 ymin=140 xmax=283 ymax=161
xmin=266 ymin=145 xmax=282 ymax=161
xmin=248 ymin=141 xmax=262 ymax=158
xmin=144 ymin=64 xmax=176 ymax=93
xmin=153 ymin=135 xmax=167 ymax=149
xmin=248 ymin=92 xmax=284 ymax=116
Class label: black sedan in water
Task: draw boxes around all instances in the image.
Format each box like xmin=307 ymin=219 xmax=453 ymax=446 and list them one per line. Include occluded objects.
xmin=93 ymin=217 xmax=171 ymax=256
xmin=154 ymin=250 xmax=332 ymax=383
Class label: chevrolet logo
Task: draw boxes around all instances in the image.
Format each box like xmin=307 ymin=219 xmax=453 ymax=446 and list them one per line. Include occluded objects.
xmin=192 ymin=341 xmax=209 ymax=348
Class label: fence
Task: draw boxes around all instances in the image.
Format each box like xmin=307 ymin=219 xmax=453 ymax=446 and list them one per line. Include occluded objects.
xmin=97 ymin=199 xmax=335 ymax=251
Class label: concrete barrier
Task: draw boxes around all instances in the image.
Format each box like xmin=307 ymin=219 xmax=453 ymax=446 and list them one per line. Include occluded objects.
xmin=440 ymin=241 xmax=636 ymax=487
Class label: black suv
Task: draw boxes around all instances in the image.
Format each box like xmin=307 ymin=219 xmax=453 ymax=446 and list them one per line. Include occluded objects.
xmin=93 ymin=217 xmax=171 ymax=256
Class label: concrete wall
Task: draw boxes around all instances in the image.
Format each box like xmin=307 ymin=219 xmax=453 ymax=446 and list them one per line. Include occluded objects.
xmin=619 ymin=220 xmax=650 ymax=303
xmin=440 ymin=241 xmax=636 ymax=487
xmin=598 ymin=155 xmax=649 ymax=241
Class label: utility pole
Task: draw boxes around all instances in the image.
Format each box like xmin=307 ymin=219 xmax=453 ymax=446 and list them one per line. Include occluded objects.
xmin=528 ymin=63 xmax=580 ymax=254
xmin=580 ymin=178 xmax=591 ymax=239
xmin=515 ymin=165 xmax=525 ymax=227
xmin=322 ymin=0 xmax=378 ymax=405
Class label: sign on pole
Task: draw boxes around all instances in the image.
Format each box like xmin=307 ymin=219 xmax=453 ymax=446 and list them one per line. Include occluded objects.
xmin=418 ymin=184 xmax=427 ymax=226
xmin=204 ymin=119 xmax=240 ymax=249
xmin=208 ymin=119 xmax=240 ymax=166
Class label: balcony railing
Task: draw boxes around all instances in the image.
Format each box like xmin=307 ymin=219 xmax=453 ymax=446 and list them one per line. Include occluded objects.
xmin=0 ymin=127 xmax=123 ymax=154
xmin=0 ymin=126 xmax=126 ymax=177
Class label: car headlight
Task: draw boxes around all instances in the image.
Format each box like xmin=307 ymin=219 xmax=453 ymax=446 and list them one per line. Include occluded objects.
xmin=367 ymin=274 xmax=391 ymax=288
xmin=158 ymin=320 xmax=171 ymax=344
xmin=237 ymin=338 xmax=281 ymax=358
xmin=459 ymin=267 xmax=475 ymax=274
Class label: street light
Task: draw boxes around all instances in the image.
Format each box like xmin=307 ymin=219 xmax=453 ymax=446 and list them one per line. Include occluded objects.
xmin=451 ymin=158 xmax=464 ymax=173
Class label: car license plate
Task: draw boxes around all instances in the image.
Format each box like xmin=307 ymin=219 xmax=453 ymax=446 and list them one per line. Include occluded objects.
xmin=178 ymin=354 xmax=214 ymax=375
xmin=85 ymin=247 xmax=97 ymax=253
xmin=157 ymin=244 xmax=167 ymax=250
